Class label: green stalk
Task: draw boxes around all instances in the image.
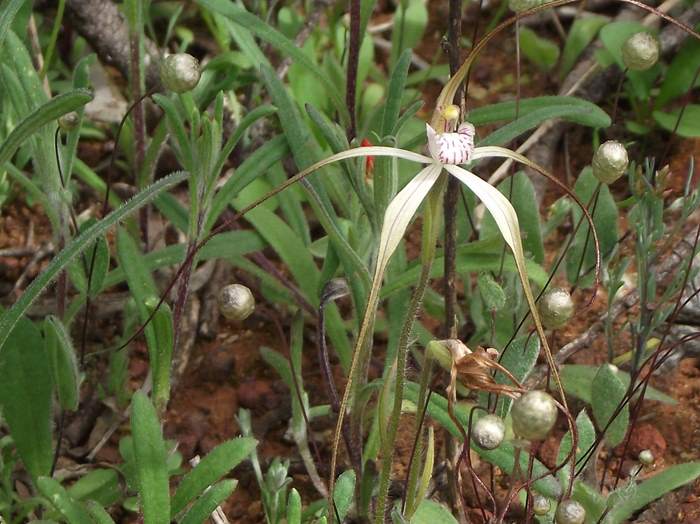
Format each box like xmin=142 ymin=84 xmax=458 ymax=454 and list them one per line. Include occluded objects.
xmin=373 ymin=177 xmax=446 ymax=523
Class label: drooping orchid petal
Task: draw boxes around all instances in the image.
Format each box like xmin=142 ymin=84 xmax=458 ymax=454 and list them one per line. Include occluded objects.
xmin=374 ymin=163 xmax=443 ymax=281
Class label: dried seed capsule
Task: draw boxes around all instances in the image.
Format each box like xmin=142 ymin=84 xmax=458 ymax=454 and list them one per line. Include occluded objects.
xmin=622 ymin=32 xmax=659 ymax=71
xmin=508 ymin=0 xmax=542 ymax=13
xmin=160 ymin=53 xmax=201 ymax=93
xmin=555 ymin=499 xmax=586 ymax=524
xmin=471 ymin=414 xmax=506 ymax=450
xmin=218 ymin=284 xmax=255 ymax=321
xmin=592 ymin=140 xmax=629 ymax=184
xmin=538 ymin=288 xmax=574 ymax=330
xmin=639 ymin=449 xmax=654 ymax=465
xmin=58 ymin=111 xmax=80 ymax=132
xmin=532 ymin=495 xmax=551 ymax=516
xmin=511 ymin=390 xmax=557 ymax=441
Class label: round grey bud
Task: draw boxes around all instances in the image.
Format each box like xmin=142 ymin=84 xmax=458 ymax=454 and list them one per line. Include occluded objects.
xmin=160 ymin=53 xmax=201 ymax=93
xmin=538 ymin=288 xmax=574 ymax=330
xmin=218 ymin=284 xmax=255 ymax=321
xmin=511 ymin=390 xmax=558 ymax=441
xmin=622 ymin=32 xmax=659 ymax=71
xmin=59 ymin=111 xmax=80 ymax=132
xmin=555 ymin=499 xmax=586 ymax=524
xmin=592 ymin=140 xmax=629 ymax=184
xmin=471 ymin=414 xmax=506 ymax=450
xmin=532 ymin=495 xmax=551 ymax=516
xmin=638 ymin=449 xmax=654 ymax=465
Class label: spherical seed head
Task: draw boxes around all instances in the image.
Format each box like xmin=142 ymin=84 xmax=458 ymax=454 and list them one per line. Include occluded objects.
xmin=622 ymin=32 xmax=659 ymax=71
xmin=555 ymin=499 xmax=586 ymax=524
xmin=533 ymin=495 xmax=551 ymax=516
xmin=538 ymin=287 xmax=574 ymax=330
xmin=511 ymin=390 xmax=558 ymax=441
xmin=639 ymin=449 xmax=654 ymax=465
xmin=508 ymin=0 xmax=541 ymax=13
xmin=218 ymin=284 xmax=255 ymax=321
xmin=160 ymin=53 xmax=201 ymax=93
xmin=59 ymin=111 xmax=80 ymax=132
xmin=471 ymin=414 xmax=506 ymax=450
xmin=592 ymin=140 xmax=629 ymax=184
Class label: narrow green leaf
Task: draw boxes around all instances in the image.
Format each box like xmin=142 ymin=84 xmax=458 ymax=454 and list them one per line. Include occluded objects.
xmin=180 ymin=479 xmax=237 ymax=524
xmin=566 ymin=167 xmax=617 ymax=286
xmin=411 ymin=500 xmax=458 ymax=524
xmin=116 ymin=227 xmax=159 ymax=356
xmin=0 ymin=0 xmax=25 ymax=50
xmin=492 ymin=335 xmax=540 ymax=419
xmin=382 ymin=49 xmax=413 ymax=135
xmin=557 ymin=410 xmax=595 ymax=488
xmin=0 ymin=317 xmax=53 ymax=478
xmin=68 ymin=469 xmax=121 ymax=507
xmin=333 ymin=470 xmax=355 ymax=522
xmin=481 ymin=172 xmax=544 ymax=263
xmin=561 ymin=364 xmax=675 ymax=404
xmin=519 ymin=27 xmax=560 ymax=71
xmin=468 ymin=96 xmax=610 ymax=129
xmin=591 ymin=364 xmax=628 ymax=447
xmin=604 ymin=463 xmax=700 ymax=523
xmin=0 ymin=89 xmax=93 ymax=167
xmin=657 ymin=40 xmax=700 ymax=107
xmin=287 ymin=488 xmax=302 ymax=524
xmin=560 ymin=15 xmax=608 ymax=76
xmin=477 ymin=272 xmax=506 ymax=311
xmin=131 ymin=391 xmax=170 ymax=524
xmin=67 ymin=219 xmax=110 ymax=297
xmin=0 ymin=172 xmax=188 ymax=353
xmin=172 ymin=437 xmax=256 ymax=516
xmin=37 ymin=477 xmax=94 ymax=524
xmin=44 ymin=316 xmax=81 ymax=411
xmin=653 ymin=105 xmax=700 ymax=138
xmin=85 ymin=501 xmax=117 ymax=524
xmin=145 ymin=298 xmax=174 ymax=414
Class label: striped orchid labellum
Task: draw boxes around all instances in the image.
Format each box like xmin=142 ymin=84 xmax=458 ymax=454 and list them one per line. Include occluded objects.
xmin=427 ymin=122 xmax=476 ymax=165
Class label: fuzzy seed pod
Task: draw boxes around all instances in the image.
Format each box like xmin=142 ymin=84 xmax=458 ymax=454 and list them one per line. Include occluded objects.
xmin=555 ymin=500 xmax=585 ymax=524
xmin=532 ymin=495 xmax=551 ymax=516
xmin=160 ymin=53 xmax=201 ymax=93
xmin=592 ymin=140 xmax=629 ymax=184
xmin=471 ymin=414 xmax=506 ymax=450
xmin=638 ymin=449 xmax=654 ymax=465
xmin=508 ymin=0 xmax=542 ymax=13
xmin=218 ymin=284 xmax=255 ymax=321
xmin=511 ymin=390 xmax=558 ymax=441
xmin=538 ymin=288 xmax=574 ymax=330
xmin=622 ymin=32 xmax=659 ymax=71
xmin=59 ymin=111 xmax=80 ymax=132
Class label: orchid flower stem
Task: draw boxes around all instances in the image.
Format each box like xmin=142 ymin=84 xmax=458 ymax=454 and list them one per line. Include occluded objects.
xmin=373 ymin=178 xmax=445 ymax=524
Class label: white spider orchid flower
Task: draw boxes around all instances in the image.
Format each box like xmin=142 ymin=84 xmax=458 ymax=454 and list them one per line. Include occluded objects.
xmin=271 ymin=118 xmax=549 ymax=368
